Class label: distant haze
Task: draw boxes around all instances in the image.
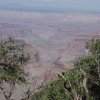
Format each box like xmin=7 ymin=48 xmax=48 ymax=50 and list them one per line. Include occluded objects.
xmin=0 ymin=0 xmax=100 ymax=13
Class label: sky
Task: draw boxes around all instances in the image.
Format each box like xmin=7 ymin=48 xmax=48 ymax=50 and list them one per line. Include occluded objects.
xmin=0 ymin=0 xmax=100 ymax=13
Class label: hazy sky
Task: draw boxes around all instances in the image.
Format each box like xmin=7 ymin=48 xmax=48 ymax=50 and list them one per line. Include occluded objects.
xmin=0 ymin=0 xmax=100 ymax=12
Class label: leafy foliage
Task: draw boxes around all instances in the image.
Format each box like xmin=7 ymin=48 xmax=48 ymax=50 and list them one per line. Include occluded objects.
xmin=0 ymin=35 xmax=30 ymax=100
xmin=33 ymin=39 xmax=100 ymax=100
xmin=32 ymin=80 xmax=72 ymax=100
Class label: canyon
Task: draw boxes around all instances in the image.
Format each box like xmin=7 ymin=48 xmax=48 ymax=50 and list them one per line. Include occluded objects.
xmin=0 ymin=10 xmax=100 ymax=99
